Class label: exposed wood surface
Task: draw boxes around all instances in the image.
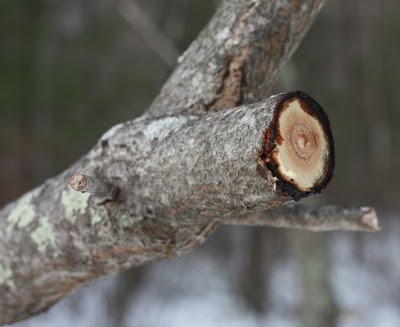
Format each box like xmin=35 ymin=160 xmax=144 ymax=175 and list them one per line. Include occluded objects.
xmin=69 ymin=174 xmax=119 ymax=202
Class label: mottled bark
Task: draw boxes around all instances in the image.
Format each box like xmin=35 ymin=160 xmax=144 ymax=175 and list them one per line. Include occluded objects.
xmin=0 ymin=0 xmax=377 ymax=325
xmin=0 ymin=93 xmax=332 ymax=325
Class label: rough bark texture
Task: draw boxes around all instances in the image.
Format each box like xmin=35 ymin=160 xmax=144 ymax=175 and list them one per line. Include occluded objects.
xmin=0 ymin=0 xmax=375 ymax=325
xmin=0 ymin=93 xmax=330 ymax=325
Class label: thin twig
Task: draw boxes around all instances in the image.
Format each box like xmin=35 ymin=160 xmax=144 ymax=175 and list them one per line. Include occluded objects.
xmin=69 ymin=173 xmax=118 ymax=201
xmin=224 ymin=204 xmax=380 ymax=232
xmin=118 ymin=0 xmax=180 ymax=69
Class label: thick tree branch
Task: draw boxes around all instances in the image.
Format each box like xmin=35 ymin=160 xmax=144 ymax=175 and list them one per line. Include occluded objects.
xmin=226 ymin=204 xmax=380 ymax=232
xmin=0 ymin=91 xmax=334 ymax=325
xmin=148 ymin=0 xmax=328 ymax=116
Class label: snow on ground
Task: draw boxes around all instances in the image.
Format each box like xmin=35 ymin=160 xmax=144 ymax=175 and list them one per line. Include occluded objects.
xmin=331 ymin=215 xmax=400 ymax=327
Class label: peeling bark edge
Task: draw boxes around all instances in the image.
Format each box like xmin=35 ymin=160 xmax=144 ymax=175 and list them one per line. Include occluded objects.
xmin=260 ymin=91 xmax=335 ymax=200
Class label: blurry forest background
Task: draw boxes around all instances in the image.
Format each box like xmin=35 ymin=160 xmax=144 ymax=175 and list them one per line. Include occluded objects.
xmin=1 ymin=0 xmax=400 ymax=326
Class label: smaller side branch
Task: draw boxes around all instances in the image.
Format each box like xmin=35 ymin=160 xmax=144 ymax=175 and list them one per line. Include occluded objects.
xmin=69 ymin=174 xmax=118 ymax=201
xmin=224 ymin=204 xmax=380 ymax=232
xmin=147 ymin=0 xmax=328 ymax=116
xmin=118 ymin=0 xmax=180 ymax=69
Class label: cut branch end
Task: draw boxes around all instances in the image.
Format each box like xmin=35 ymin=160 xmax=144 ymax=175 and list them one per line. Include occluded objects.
xmin=360 ymin=207 xmax=381 ymax=232
xmin=261 ymin=91 xmax=334 ymax=200
xmin=69 ymin=173 xmax=119 ymax=201
xmin=69 ymin=174 xmax=88 ymax=192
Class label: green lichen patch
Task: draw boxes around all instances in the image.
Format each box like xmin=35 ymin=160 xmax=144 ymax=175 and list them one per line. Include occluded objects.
xmin=89 ymin=207 xmax=107 ymax=226
xmin=61 ymin=188 xmax=90 ymax=223
xmin=7 ymin=193 xmax=35 ymax=228
xmin=118 ymin=213 xmax=130 ymax=227
xmin=31 ymin=216 xmax=56 ymax=254
xmin=0 ymin=264 xmax=14 ymax=289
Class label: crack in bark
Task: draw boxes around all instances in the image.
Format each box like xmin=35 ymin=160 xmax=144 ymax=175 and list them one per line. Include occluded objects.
xmin=205 ymin=1 xmax=262 ymax=112
xmin=206 ymin=46 xmax=250 ymax=111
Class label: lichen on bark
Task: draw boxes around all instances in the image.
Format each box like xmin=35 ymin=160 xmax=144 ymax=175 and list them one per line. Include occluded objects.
xmin=7 ymin=193 xmax=35 ymax=229
xmin=61 ymin=188 xmax=91 ymax=223
xmin=31 ymin=216 xmax=56 ymax=254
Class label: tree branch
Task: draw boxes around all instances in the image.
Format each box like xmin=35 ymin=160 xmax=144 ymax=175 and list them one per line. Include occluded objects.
xmin=0 ymin=0 xmax=378 ymax=325
xmin=69 ymin=173 xmax=119 ymax=202
xmin=0 ymin=91 xmax=334 ymax=325
xmin=226 ymin=204 xmax=380 ymax=232
xmin=148 ymin=0 xmax=328 ymax=116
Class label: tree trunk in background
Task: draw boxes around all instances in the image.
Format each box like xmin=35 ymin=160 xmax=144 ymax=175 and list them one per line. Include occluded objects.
xmin=240 ymin=228 xmax=284 ymax=313
xmin=291 ymin=231 xmax=339 ymax=327
xmin=0 ymin=1 xmax=43 ymax=204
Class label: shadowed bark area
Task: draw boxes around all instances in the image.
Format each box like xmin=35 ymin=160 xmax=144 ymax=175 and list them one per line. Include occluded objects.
xmin=0 ymin=0 xmax=377 ymax=325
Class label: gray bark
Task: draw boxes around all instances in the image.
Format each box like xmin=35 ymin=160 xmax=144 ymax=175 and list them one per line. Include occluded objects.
xmin=0 ymin=94 xmax=308 ymax=325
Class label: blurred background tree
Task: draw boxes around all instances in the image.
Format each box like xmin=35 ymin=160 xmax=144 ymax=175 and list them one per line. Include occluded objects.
xmin=1 ymin=0 xmax=400 ymax=326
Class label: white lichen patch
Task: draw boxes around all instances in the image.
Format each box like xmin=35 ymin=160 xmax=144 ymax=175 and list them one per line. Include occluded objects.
xmin=181 ymin=68 xmax=195 ymax=79
xmin=0 ymin=264 xmax=14 ymax=289
xmin=89 ymin=207 xmax=107 ymax=226
xmin=216 ymin=27 xmax=230 ymax=41
xmin=31 ymin=216 xmax=56 ymax=254
xmin=31 ymin=184 xmax=45 ymax=197
xmin=61 ymin=188 xmax=90 ymax=223
xmin=177 ymin=49 xmax=189 ymax=63
xmin=143 ymin=116 xmax=189 ymax=142
xmin=191 ymin=72 xmax=204 ymax=88
xmin=8 ymin=193 xmax=35 ymax=228
xmin=100 ymin=123 xmax=124 ymax=141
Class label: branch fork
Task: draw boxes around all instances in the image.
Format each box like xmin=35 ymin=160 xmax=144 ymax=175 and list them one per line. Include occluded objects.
xmin=0 ymin=0 xmax=379 ymax=325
